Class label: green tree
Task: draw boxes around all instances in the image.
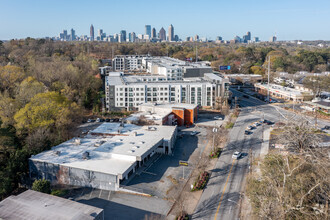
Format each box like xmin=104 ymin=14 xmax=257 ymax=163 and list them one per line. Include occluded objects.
xmin=32 ymin=179 xmax=51 ymax=194
xmin=14 ymin=91 xmax=81 ymax=135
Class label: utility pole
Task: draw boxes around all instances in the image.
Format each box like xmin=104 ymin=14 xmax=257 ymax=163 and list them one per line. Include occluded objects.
xmin=267 ymin=55 xmax=270 ymax=103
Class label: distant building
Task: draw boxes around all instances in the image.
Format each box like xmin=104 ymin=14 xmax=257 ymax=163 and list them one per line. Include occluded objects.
xmin=90 ymin=24 xmax=94 ymax=41
xmin=145 ymin=25 xmax=151 ymax=38
xmin=174 ymin=34 xmax=179 ymax=42
xmin=216 ymin=36 xmax=222 ymax=41
xmin=70 ymin=28 xmax=75 ymax=41
xmin=151 ymin=28 xmax=156 ymax=39
xmin=168 ymin=24 xmax=174 ymax=42
xmin=159 ymin=27 xmax=166 ymax=41
xmin=246 ymin=31 xmax=251 ymax=41
xmin=0 ymin=190 xmax=104 ymax=220
xmin=120 ymin=30 xmax=127 ymax=42
xmin=253 ymin=37 xmax=259 ymax=42
xmin=195 ymin=35 xmax=199 ymax=41
xmin=269 ymin=35 xmax=277 ymax=42
xmin=129 ymin=32 xmax=136 ymax=42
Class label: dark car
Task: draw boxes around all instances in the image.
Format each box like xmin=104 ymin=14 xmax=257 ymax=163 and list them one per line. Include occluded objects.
xmin=99 ymin=118 xmax=105 ymax=122
xmin=105 ymin=118 xmax=110 ymax=122
xmin=243 ymin=95 xmax=249 ymax=99
xmin=244 ymin=130 xmax=251 ymax=135
xmin=322 ymin=125 xmax=330 ymax=130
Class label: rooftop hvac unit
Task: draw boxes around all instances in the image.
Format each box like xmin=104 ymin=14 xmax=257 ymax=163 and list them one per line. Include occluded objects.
xmin=74 ymin=138 xmax=81 ymax=145
xmin=55 ymin=151 xmax=61 ymax=156
xmin=82 ymin=151 xmax=90 ymax=160
xmin=132 ymin=132 xmax=137 ymax=136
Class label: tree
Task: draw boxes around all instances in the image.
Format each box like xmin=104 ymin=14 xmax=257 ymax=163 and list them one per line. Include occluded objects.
xmin=250 ymin=66 xmax=265 ymax=75
xmin=32 ymin=179 xmax=51 ymax=194
xmin=276 ymin=121 xmax=320 ymax=153
xmin=14 ymin=91 xmax=81 ymax=137
xmin=0 ymin=65 xmax=25 ymax=96
xmin=16 ymin=76 xmax=46 ymax=107
xmin=303 ymin=76 xmax=330 ymax=98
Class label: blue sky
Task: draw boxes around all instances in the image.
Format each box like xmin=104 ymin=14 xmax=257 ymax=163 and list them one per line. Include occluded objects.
xmin=0 ymin=0 xmax=329 ymax=41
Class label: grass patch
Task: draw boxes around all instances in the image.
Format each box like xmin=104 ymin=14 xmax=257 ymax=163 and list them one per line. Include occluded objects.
xmin=225 ymin=122 xmax=234 ymax=129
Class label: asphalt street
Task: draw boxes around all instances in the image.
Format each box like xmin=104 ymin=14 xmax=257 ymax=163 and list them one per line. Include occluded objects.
xmin=192 ymin=89 xmax=329 ymax=220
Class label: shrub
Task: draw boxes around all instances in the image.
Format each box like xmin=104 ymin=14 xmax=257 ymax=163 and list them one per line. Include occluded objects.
xmin=191 ymin=171 xmax=209 ymax=191
xmin=32 ymin=179 xmax=51 ymax=194
xmin=225 ymin=122 xmax=234 ymax=129
xmin=209 ymin=148 xmax=222 ymax=159
xmin=51 ymin=189 xmax=68 ymax=197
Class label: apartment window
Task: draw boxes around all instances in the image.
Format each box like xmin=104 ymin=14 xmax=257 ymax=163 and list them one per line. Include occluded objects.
xmin=136 ymin=88 xmax=139 ymax=91
xmin=153 ymin=98 xmax=157 ymax=101
xmin=153 ymin=88 xmax=157 ymax=92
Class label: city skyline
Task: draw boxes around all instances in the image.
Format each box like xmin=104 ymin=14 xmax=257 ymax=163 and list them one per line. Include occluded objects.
xmin=1 ymin=0 xmax=330 ymax=41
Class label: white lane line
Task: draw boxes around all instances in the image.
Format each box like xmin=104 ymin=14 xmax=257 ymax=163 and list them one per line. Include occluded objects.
xmin=99 ymin=189 xmax=102 ymax=198
xmin=229 ymin=206 xmax=232 ymax=213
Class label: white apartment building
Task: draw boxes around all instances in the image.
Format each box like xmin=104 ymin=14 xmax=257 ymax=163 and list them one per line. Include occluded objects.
xmin=105 ymin=72 xmax=229 ymax=111
xmin=112 ymin=55 xmax=212 ymax=80
xmin=112 ymin=55 xmax=149 ymax=71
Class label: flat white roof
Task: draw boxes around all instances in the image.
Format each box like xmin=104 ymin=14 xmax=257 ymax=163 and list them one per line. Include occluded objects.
xmin=30 ymin=124 xmax=176 ymax=177
xmin=139 ymin=102 xmax=197 ymax=110
xmin=0 ymin=190 xmax=103 ymax=220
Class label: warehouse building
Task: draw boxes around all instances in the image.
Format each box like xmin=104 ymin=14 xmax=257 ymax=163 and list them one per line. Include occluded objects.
xmin=0 ymin=190 xmax=104 ymax=220
xmin=29 ymin=124 xmax=177 ymax=191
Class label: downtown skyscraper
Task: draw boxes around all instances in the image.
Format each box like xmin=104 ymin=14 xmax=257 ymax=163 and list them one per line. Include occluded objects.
xmin=90 ymin=24 xmax=94 ymax=41
xmin=168 ymin=24 xmax=174 ymax=42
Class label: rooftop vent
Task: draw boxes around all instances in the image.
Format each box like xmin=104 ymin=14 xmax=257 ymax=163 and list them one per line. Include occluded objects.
xmin=139 ymin=141 xmax=145 ymax=144
xmin=147 ymin=126 xmax=157 ymax=131
xmin=74 ymin=138 xmax=81 ymax=145
xmin=82 ymin=151 xmax=90 ymax=160
xmin=55 ymin=151 xmax=61 ymax=156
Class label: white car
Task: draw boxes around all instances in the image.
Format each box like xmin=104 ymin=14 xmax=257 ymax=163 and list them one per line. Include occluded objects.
xmin=214 ymin=116 xmax=223 ymax=120
xmin=232 ymin=151 xmax=242 ymax=159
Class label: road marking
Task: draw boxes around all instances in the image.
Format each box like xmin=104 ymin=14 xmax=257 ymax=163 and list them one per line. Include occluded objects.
xmin=89 ymin=188 xmax=94 ymax=198
xmin=213 ymin=159 xmax=236 ymax=220
xmin=107 ymin=191 xmax=111 ymax=200
xmin=99 ymin=189 xmax=102 ymax=198
xmin=229 ymin=206 xmax=232 ymax=213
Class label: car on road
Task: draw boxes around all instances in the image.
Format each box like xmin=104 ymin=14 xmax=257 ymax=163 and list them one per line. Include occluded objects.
xmin=321 ymin=125 xmax=330 ymax=130
xmin=232 ymin=151 xmax=242 ymax=159
xmin=265 ymin=120 xmax=274 ymax=125
xmin=244 ymin=130 xmax=252 ymax=135
xmin=190 ymin=131 xmax=199 ymax=136
xmin=214 ymin=116 xmax=223 ymax=120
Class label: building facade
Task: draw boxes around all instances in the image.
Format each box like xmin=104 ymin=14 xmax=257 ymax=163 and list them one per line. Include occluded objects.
xmin=105 ymin=72 xmax=229 ymax=111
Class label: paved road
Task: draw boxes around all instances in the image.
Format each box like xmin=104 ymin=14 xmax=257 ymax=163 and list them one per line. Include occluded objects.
xmin=192 ymin=89 xmax=329 ymax=220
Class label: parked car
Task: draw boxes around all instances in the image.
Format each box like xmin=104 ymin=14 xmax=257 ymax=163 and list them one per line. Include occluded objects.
xmin=214 ymin=116 xmax=223 ymax=120
xmin=96 ymin=118 xmax=101 ymax=122
xmin=247 ymin=125 xmax=254 ymax=130
xmin=105 ymin=118 xmax=110 ymax=122
xmin=254 ymin=122 xmax=261 ymax=126
xmin=87 ymin=119 xmax=92 ymax=123
xmin=232 ymin=151 xmax=242 ymax=159
xmin=244 ymin=130 xmax=251 ymax=135
xmin=243 ymin=95 xmax=249 ymax=99
xmin=322 ymin=125 xmax=330 ymax=130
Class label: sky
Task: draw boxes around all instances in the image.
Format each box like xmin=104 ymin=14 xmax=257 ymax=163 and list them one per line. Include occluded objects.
xmin=0 ymin=0 xmax=329 ymax=41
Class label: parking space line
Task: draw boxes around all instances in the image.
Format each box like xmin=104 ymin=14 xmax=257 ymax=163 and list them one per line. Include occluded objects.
xmin=108 ymin=191 xmax=111 ymax=200
xmin=89 ymin=188 xmax=94 ymax=198
xmin=99 ymin=189 xmax=102 ymax=198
